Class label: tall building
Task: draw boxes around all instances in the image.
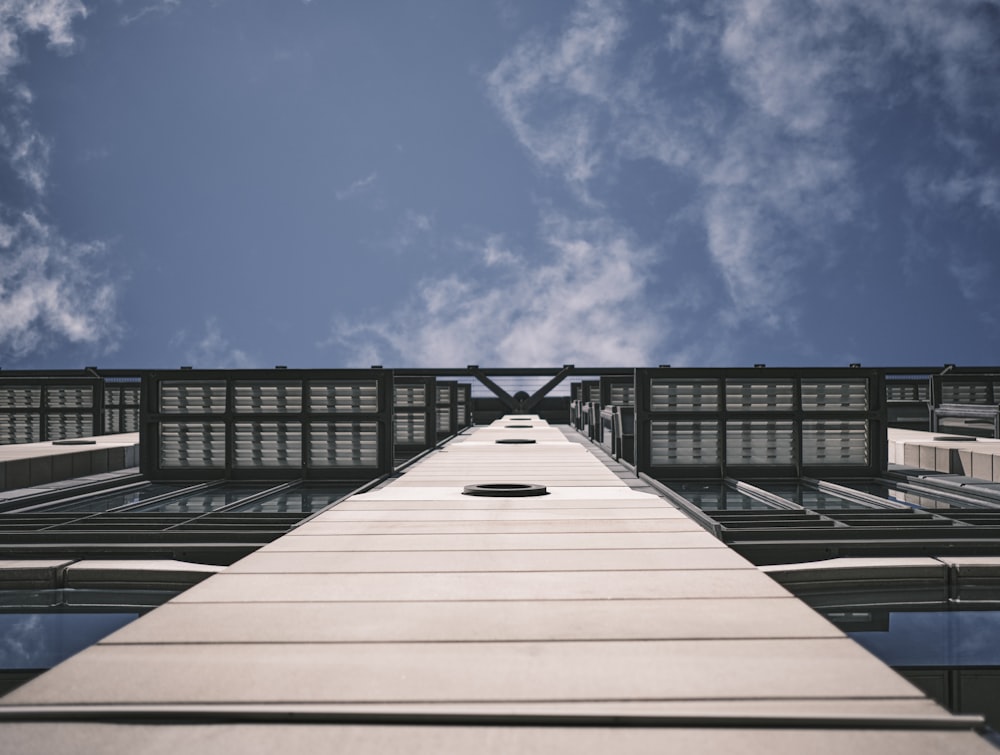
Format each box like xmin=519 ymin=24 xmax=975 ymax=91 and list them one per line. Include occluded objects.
xmin=0 ymin=365 xmax=999 ymax=753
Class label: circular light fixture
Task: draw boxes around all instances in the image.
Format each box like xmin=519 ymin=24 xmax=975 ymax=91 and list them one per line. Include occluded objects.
xmin=463 ymin=483 xmax=548 ymax=497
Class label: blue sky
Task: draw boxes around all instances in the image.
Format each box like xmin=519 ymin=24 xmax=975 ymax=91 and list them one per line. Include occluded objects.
xmin=0 ymin=0 xmax=998 ymax=369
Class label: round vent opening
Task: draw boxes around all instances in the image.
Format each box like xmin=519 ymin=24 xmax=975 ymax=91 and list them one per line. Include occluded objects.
xmin=52 ymin=439 xmax=97 ymax=446
xmin=505 ymin=424 xmax=532 ymax=428
xmin=932 ymin=436 xmax=978 ymax=442
xmin=463 ymin=483 xmax=548 ymax=497
xmin=496 ymin=438 xmax=536 ymax=444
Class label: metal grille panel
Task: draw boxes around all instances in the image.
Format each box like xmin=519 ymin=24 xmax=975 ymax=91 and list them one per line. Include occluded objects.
xmin=436 ymin=407 xmax=450 ymax=433
xmin=726 ymin=381 xmax=794 ymax=411
xmin=609 ymin=384 xmax=635 ymax=406
xmin=650 ymin=421 xmax=719 ymax=465
xmin=0 ymin=414 xmax=42 ymax=444
xmin=46 ymin=413 xmax=94 ymax=441
xmin=802 ymin=420 xmax=869 ymax=465
xmin=0 ymin=387 xmax=40 ymax=408
xmin=394 ymin=413 xmax=426 ymax=445
xmin=941 ymin=382 xmax=991 ymax=404
xmin=650 ymin=379 xmax=719 ymax=412
xmin=234 ymin=421 xmax=302 ymax=467
xmin=309 ymin=421 xmax=378 ymax=467
xmin=801 ymin=380 xmax=868 ymax=411
xmin=45 ymin=386 xmax=94 ymax=409
xmin=309 ymin=381 xmax=378 ymax=413
xmin=726 ymin=420 xmax=794 ymax=465
xmin=160 ymin=382 xmax=227 ymax=414
xmin=234 ymin=382 xmax=303 ymax=413
xmin=159 ymin=422 xmax=226 ymax=468
xmin=394 ymin=385 xmax=426 ymax=407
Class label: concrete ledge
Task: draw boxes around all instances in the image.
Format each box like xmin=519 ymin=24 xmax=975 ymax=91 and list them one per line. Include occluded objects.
xmin=0 ymin=434 xmax=140 ymax=493
xmin=64 ymin=560 xmax=224 ymax=591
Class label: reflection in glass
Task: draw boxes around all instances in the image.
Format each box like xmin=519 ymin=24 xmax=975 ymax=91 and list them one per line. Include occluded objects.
xmin=846 ymin=611 xmax=1000 ymax=667
xmin=231 ymin=488 xmax=351 ymax=513
xmin=758 ymin=484 xmax=869 ymax=509
xmin=0 ymin=613 xmax=138 ymax=669
xmin=668 ymin=483 xmax=775 ymax=511
xmin=842 ymin=481 xmax=970 ymax=511
xmin=47 ymin=484 xmax=187 ymax=513
xmin=131 ymin=487 xmax=266 ymax=513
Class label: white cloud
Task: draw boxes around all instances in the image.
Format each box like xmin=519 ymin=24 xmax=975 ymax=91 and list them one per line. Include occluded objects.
xmin=487 ymin=0 xmax=626 ymax=198
xmin=170 ymin=317 xmax=253 ymax=369
xmin=0 ymin=0 xmax=87 ymax=194
xmin=335 ymin=171 xmax=378 ymax=201
xmin=0 ymin=209 xmax=119 ymax=360
xmin=0 ymin=109 xmax=50 ymax=193
xmin=0 ymin=0 xmax=125 ymax=364
xmin=331 ymin=213 xmax=661 ymax=367
xmin=487 ymin=0 xmax=1000 ymax=346
xmin=0 ymin=0 xmax=86 ymax=77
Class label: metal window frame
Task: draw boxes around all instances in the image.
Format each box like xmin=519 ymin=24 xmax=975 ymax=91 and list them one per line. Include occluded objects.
xmin=392 ymin=376 xmax=437 ymax=460
xmin=0 ymin=377 xmax=103 ymax=444
xmin=433 ymin=380 xmax=459 ymax=441
xmin=140 ymin=369 xmax=393 ymax=481
xmin=635 ymin=367 xmax=886 ymax=480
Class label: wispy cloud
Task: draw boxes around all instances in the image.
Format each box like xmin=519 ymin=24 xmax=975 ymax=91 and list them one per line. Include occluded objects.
xmin=0 ymin=210 xmax=119 ymax=360
xmin=0 ymin=2 xmax=124 ymax=364
xmin=0 ymin=0 xmax=86 ymax=77
xmin=486 ymin=0 xmax=1000 ymax=354
xmin=335 ymin=171 xmax=378 ymax=201
xmin=388 ymin=209 xmax=433 ymax=252
xmin=487 ymin=0 xmax=626 ymax=199
xmin=170 ymin=317 xmax=253 ymax=369
xmin=331 ymin=212 xmax=660 ymax=367
xmin=118 ymin=0 xmax=180 ymax=27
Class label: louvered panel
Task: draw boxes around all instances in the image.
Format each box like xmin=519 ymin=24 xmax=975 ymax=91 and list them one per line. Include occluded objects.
xmin=436 ymin=407 xmax=450 ymax=433
xmin=309 ymin=380 xmax=378 ymax=413
xmin=234 ymin=382 xmax=302 ymax=413
xmin=726 ymin=421 xmax=794 ymax=465
xmin=394 ymin=413 xmax=426 ymax=444
xmin=394 ymin=385 xmax=426 ymax=407
xmin=886 ymin=383 xmax=928 ymax=402
xmin=45 ymin=385 xmax=93 ymax=409
xmin=0 ymin=386 xmax=40 ymax=408
xmin=158 ymin=422 xmax=225 ymax=468
xmin=585 ymin=384 xmax=601 ymax=402
xmin=725 ymin=381 xmax=794 ymax=411
xmin=233 ymin=421 xmax=302 ymax=467
xmin=456 ymin=402 xmax=467 ymax=426
xmin=436 ymin=386 xmax=451 ymax=404
xmin=650 ymin=421 xmax=719 ymax=465
xmin=609 ymin=384 xmax=635 ymax=405
xmin=801 ymin=380 xmax=868 ymax=411
xmin=649 ymin=379 xmax=718 ymax=411
xmin=942 ymin=382 xmax=991 ymax=404
xmin=46 ymin=413 xmax=94 ymax=441
xmin=802 ymin=420 xmax=869 ymax=465
xmin=160 ymin=381 xmax=227 ymax=414
xmin=0 ymin=413 xmax=42 ymax=444
xmin=309 ymin=421 xmax=378 ymax=467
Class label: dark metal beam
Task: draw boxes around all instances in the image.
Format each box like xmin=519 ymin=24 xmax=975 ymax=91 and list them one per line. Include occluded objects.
xmin=522 ymin=364 xmax=575 ymax=412
xmin=467 ymin=366 xmax=516 ymax=411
